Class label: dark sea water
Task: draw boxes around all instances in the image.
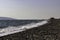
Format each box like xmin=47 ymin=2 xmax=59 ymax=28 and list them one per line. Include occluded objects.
xmin=0 ymin=20 xmax=44 ymax=28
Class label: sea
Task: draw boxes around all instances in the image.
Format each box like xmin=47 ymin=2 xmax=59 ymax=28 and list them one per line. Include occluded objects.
xmin=0 ymin=20 xmax=47 ymax=37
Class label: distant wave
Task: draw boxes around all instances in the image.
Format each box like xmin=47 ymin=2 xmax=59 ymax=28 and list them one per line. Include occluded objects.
xmin=0 ymin=21 xmax=48 ymax=37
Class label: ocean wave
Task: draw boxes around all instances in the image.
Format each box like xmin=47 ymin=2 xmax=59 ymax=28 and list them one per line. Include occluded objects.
xmin=0 ymin=21 xmax=48 ymax=37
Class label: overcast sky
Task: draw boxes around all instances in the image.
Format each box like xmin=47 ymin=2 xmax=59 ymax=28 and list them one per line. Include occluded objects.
xmin=0 ymin=0 xmax=60 ymax=19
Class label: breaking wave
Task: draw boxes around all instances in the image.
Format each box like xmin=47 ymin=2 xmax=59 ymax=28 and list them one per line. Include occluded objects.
xmin=0 ymin=21 xmax=48 ymax=37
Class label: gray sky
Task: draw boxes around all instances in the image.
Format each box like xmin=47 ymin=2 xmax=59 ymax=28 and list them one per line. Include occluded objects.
xmin=0 ymin=0 xmax=60 ymax=19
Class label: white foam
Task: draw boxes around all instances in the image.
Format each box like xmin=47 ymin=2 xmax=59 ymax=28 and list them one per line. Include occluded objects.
xmin=0 ymin=21 xmax=48 ymax=37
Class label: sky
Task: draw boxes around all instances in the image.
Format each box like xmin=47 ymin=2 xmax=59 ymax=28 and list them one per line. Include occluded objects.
xmin=0 ymin=0 xmax=60 ymax=19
